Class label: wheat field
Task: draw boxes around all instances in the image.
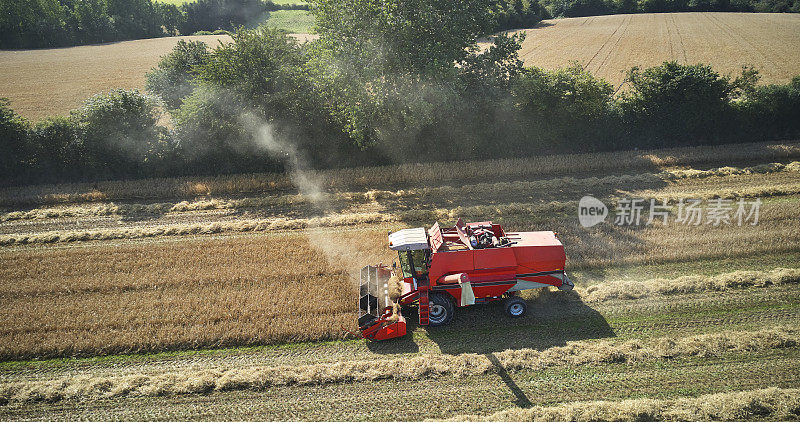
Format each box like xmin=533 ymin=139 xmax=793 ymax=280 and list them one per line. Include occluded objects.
xmin=0 ymin=33 xmax=316 ymax=121
xmin=2 ymin=140 xmax=800 ymax=420
xmin=513 ymin=12 xmax=800 ymax=88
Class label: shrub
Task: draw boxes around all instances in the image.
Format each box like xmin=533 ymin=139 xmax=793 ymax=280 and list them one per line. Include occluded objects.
xmin=737 ymin=76 xmax=800 ymax=141
xmin=0 ymin=99 xmax=30 ymax=183
xmin=618 ymin=62 xmax=741 ymax=146
xmin=72 ymin=90 xmax=170 ymax=179
xmin=29 ymin=117 xmax=84 ymax=182
xmin=512 ymin=64 xmax=615 ymax=151
xmin=180 ymin=0 xmax=272 ymax=35
xmin=146 ymin=40 xmax=211 ymax=110
xmin=493 ymin=0 xmax=550 ymax=31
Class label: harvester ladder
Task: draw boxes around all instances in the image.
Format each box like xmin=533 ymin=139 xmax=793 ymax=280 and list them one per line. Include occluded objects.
xmin=418 ymin=279 xmax=430 ymax=326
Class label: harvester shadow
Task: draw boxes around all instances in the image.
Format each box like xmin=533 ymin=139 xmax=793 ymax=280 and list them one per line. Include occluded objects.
xmin=364 ymin=332 xmax=420 ymax=354
xmin=426 ymin=289 xmax=614 ymax=355
xmin=486 ymin=352 xmax=533 ymax=408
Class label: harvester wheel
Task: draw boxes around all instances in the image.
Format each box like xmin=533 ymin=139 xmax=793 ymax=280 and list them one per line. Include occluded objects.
xmin=504 ymin=297 xmax=527 ymax=318
xmin=428 ymin=293 xmax=454 ymax=326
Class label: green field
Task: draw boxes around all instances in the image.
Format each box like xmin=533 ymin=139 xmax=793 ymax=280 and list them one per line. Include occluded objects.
xmin=264 ymin=9 xmax=314 ymax=33
xmin=153 ymin=0 xmax=194 ymax=5
xmin=151 ymin=1 xmax=314 ymax=33
xmin=155 ymin=0 xmax=308 ymax=5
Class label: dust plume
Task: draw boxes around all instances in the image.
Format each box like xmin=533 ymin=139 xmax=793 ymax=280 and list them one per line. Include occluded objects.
xmin=239 ymin=112 xmax=369 ymax=287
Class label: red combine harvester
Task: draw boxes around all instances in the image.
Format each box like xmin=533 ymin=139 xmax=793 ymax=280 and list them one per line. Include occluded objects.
xmin=358 ymin=219 xmax=573 ymax=340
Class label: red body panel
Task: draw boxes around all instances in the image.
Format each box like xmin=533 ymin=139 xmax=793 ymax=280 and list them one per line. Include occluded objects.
xmin=508 ymin=231 xmax=567 ymax=273
xmin=361 ymin=314 xmax=406 ymax=341
xmin=427 ymin=226 xmax=566 ymax=307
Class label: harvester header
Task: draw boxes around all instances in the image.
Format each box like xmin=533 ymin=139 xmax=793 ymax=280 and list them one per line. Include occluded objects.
xmin=358 ymin=219 xmax=573 ymax=341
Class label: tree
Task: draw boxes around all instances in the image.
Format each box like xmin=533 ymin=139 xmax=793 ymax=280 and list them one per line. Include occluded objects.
xmin=69 ymin=0 xmax=116 ymax=44
xmin=175 ymin=28 xmax=339 ymax=174
xmin=311 ymin=0 xmax=495 ymax=78
xmin=0 ymin=99 xmax=30 ymax=183
xmin=619 ymin=61 xmax=740 ymax=145
xmin=73 ymin=89 xmax=169 ymax=179
xmin=146 ymin=40 xmax=211 ymax=109
xmin=196 ymin=28 xmax=311 ymax=121
xmin=0 ymin=0 xmax=70 ymax=48
xmin=308 ymin=0 xmax=523 ymax=149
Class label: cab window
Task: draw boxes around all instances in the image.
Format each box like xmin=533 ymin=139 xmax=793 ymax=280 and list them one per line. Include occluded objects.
xmin=398 ymin=250 xmax=427 ymax=278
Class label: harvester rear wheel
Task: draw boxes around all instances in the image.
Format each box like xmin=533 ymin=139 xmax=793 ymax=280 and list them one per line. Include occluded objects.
xmin=428 ymin=293 xmax=454 ymax=326
xmin=504 ymin=297 xmax=527 ymax=318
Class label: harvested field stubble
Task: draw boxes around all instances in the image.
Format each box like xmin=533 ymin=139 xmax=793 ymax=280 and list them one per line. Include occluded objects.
xmin=2 ymin=141 xmax=797 ymax=208
xmin=2 ymin=193 xmax=799 ymax=273
xmin=0 ymin=231 xmax=395 ymax=360
xmin=578 ymin=267 xmax=800 ymax=302
xmin=0 ymin=222 xmax=796 ymax=361
xmin=2 ymin=142 xmax=800 ymax=366
xmin=434 ymin=387 xmax=800 ymax=422
xmin=3 ymin=160 xmax=798 ymax=223
xmin=2 ymin=172 xmax=800 ymax=248
xmin=515 ymin=13 xmax=800 ymax=88
xmin=0 ymin=328 xmax=795 ymax=404
xmin=0 ymin=212 xmax=391 ymax=246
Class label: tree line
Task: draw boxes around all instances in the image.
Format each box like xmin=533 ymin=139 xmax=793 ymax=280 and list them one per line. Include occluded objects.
xmin=539 ymin=0 xmax=799 ymax=18
xmin=0 ymin=0 xmax=309 ymax=49
xmin=3 ymin=0 xmax=798 ymax=50
xmin=2 ymin=0 xmax=799 ymax=186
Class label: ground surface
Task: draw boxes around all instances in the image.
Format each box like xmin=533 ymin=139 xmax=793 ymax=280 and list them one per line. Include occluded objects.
xmin=1 ymin=141 xmax=800 ymax=420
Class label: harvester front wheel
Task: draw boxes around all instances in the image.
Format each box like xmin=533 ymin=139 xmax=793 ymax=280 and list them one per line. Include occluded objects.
xmin=428 ymin=293 xmax=454 ymax=326
xmin=504 ymin=297 xmax=527 ymax=318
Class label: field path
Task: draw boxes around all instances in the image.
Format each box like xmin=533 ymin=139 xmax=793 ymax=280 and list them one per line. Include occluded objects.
xmin=516 ymin=12 xmax=800 ymax=88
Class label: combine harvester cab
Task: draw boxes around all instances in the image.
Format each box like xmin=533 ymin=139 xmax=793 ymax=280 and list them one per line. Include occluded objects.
xmin=358 ymin=219 xmax=573 ymax=341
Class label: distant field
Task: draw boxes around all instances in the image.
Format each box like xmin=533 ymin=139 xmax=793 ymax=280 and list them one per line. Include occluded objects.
xmin=153 ymin=0 xmax=194 ymax=5
xmin=264 ymin=10 xmax=314 ymax=33
xmin=154 ymin=0 xmax=308 ymax=5
xmin=2 ymin=12 xmax=798 ymax=121
xmin=0 ymin=33 xmax=315 ymax=121
xmin=0 ymin=35 xmax=229 ymax=121
xmin=514 ymin=12 xmax=800 ymax=89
